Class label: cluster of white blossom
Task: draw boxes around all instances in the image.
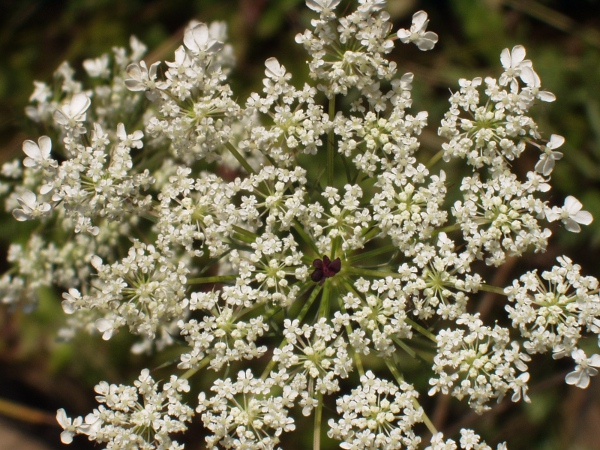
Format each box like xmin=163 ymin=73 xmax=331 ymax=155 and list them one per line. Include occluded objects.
xmin=1 ymin=0 xmax=598 ymax=449
xmin=57 ymin=369 xmax=193 ymax=449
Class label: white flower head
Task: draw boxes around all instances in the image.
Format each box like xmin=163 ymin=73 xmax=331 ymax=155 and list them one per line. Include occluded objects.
xmin=53 ymin=92 xmax=91 ymax=135
xmin=306 ymin=0 xmax=341 ymax=18
xmin=546 ymin=195 xmax=593 ymax=233
xmin=124 ymin=60 xmax=162 ymax=92
xmin=499 ymin=45 xmax=534 ymax=91
xmin=183 ymin=23 xmax=224 ymax=56
xmin=535 ymin=134 xmax=564 ymax=176
xmin=12 ymin=189 xmax=52 ymax=221
xmin=397 ymin=10 xmax=439 ymax=51
xmin=265 ymin=57 xmax=286 ymax=79
xmin=22 ymin=135 xmax=55 ymax=169
xmin=565 ymin=349 xmax=600 ymax=388
xmin=56 ymin=409 xmax=88 ymax=444
xmin=95 ymin=318 xmax=116 ymax=340
xmin=83 ymin=54 xmax=110 ymax=78
xmin=116 ymin=123 xmax=144 ymax=149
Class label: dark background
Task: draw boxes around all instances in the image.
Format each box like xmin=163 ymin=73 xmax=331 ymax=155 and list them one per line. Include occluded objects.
xmin=1 ymin=0 xmax=600 ymax=449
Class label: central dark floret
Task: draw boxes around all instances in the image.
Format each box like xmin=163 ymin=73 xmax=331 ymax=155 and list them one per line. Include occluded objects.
xmin=311 ymin=256 xmax=341 ymax=285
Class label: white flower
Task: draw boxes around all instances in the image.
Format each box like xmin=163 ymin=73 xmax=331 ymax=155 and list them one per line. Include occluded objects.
xmin=535 ymin=134 xmax=564 ymax=176
xmin=545 ymin=195 xmax=593 ymax=233
xmin=397 ymin=11 xmax=438 ymax=51
xmin=264 ymin=57 xmax=287 ymax=81
xmin=83 ymin=54 xmax=110 ymax=78
xmin=12 ymin=190 xmax=51 ymax=221
xmin=520 ymin=65 xmax=556 ymax=102
xmin=124 ymin=60 xmax=162 ymax=91
xmin=183 ymin=23 xmax=224 ymax=56
xmin=53 ymin=92 xmax=91 ymax=135
xmin=22 ymin=135 xmax=55 ymax=169
xmin=116 ymin=123 xmax=144 ymax=149
xmin=499 ymin=45 xmax=532 ymax=91
xmin=56 ymin=409 xmax=87 ymax=444
xmin=306 ymin=0 xmax=341 ymax=16
xmin=565 ymin=349 xmax=600 ymax=388
xmin=95 ymin=318 xmax=117 ymax=340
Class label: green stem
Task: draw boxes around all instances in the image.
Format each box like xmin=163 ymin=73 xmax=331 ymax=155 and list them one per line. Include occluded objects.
xmin=477 ymin=284 xmax=507 ymax=296
xmin=426 ymin=148 xmax=445 ymax=168
xmin=346 ymin=244 xmax=398 ymax=264
xmin=293 ymin=219 xmax=320 ymax=255
xmin=181 ymin=356 xmax=211 ymax=380
xmin=231 ymin=224 xmax=259 ymax=244
xmin=186 ymin=275 xmax=237 ymax=285
xmin=430 ymin=223 xmax=462 ymax=237
xmin=327 ymin=95 xmax=336 ymax=186
xmin=226 ymin=141 xmax=256 ymax=175
xmin=385 ymin=358 xmax=438 ymax=436
xmin=393 ymin=337 xmax=418 ymax=359
xmin=338 ymin=281 xmax=365 ymax=377
xmin=405 ymin=317 xmax=437 ymax=343
xmin=319 ymin=281 xmax=331 ymax=319
xmin=313 ymin=391 xmax=323 ymax=450
xmin=361 ymin=226 xmax=382 ymax=242
xmin=261 ymin=284 xmax=323 ymax=380
xmin=343 ymin=266 xmax=401 ymax=278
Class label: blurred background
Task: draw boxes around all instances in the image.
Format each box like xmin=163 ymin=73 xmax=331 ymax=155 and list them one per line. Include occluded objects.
xmin=1 ymin=0 xmax=600 ymax=448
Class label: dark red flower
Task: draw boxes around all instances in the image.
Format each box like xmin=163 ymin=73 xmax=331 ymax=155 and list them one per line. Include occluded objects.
xmin=311 ymin=255 xmax=341 ymax=285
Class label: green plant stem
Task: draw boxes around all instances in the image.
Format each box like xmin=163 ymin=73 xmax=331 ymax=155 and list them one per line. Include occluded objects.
xmin=339 ymin=281 xmax=365 ymax=377
xmin=313 ymin=391 xmax=323 ymax=450
xmin=346 ymin=244 xmax=397 ymax=264
xmin=293 ymin=219 xmax=320 ymax=255
xmin=186 ymin=274 xmax=237 ymax=285
xmin=405 ymin=317 xmax=436 ymax=343
xmin=426 ymin=148 xmax=445 ymax=168
xmin=477 ymin=284 xmax=507 ymax=296
xmin=343 ymin=266 xmax=402 ymax=278
xmin=181 ymin=357 xmax=211 ymax=380
xmin=226 ymin=141 xmax=256 ymax=175
xmin=430 ymin=223 xmax=462 ymax=236
xmin=327 ymin=95 xmax=336 ymax=186
xmin=384 ymin=358 xmax=438 ymax=436
xmin=261 ymin=284 xmax=323 ymax=380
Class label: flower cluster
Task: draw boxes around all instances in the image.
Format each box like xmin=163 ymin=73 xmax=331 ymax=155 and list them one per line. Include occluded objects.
xmin=57 ymin=369 xmax=193 ymax=449
xmin=1 ymin=0 xmax=598 ymax=449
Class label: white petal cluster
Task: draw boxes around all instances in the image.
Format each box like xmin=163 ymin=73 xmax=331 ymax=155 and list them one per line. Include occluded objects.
xmin=328 ymin=371 xmax=423 ymax=449
xmin=397 ymin=11 xmax=439 ymax=51
xmin=57 ymin=369 xmax=193 ymax=449
xmin=196 ymin=370 xmax=297 ymax=448
xmin=505 ymin=256 xmax=600 ymax=361
xmin=545 ymin=195 xmax=593 ymax=233
xmin=429 ymin=313 xmax=531 ymax=413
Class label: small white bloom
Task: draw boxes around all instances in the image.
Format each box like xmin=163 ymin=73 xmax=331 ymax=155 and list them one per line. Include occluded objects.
xmin=56 ymin=409 xmax=87 ymax=444
xmin=397 ymin=10 xmax=439 ymax=51
xmin=183 ymin=23 xmax=224 ymax=56
xmin=83 ymin=54 xmax=110 ymax=78
xmin=565 ymin=349 xmax=600 ymax=388
xmin=499 ymin=45 xmax=532 ymax=90
xmin=535 ymin=134 xmax=564 ymax=176
xmin=22 ymin=135 xmax=55 ymax=169
xmin=306 ymin=0 xmax=341 ymax=15
xmin=546 ymin=195 xmax=593 ymax=233
xmin=116 ymin=123 xmax=144 ymax=149
xmin=95 ymin=318 xmax=116 ymax=340
xmin=53 ymin=92 xmax=91 ymax=135
xmin=12 ymin=190 xmax=51 ymax=221
xmin=264 ymin=57 xmax=287 ymax=81
xmin=124 ymin=60 xmax=162 ymax=91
